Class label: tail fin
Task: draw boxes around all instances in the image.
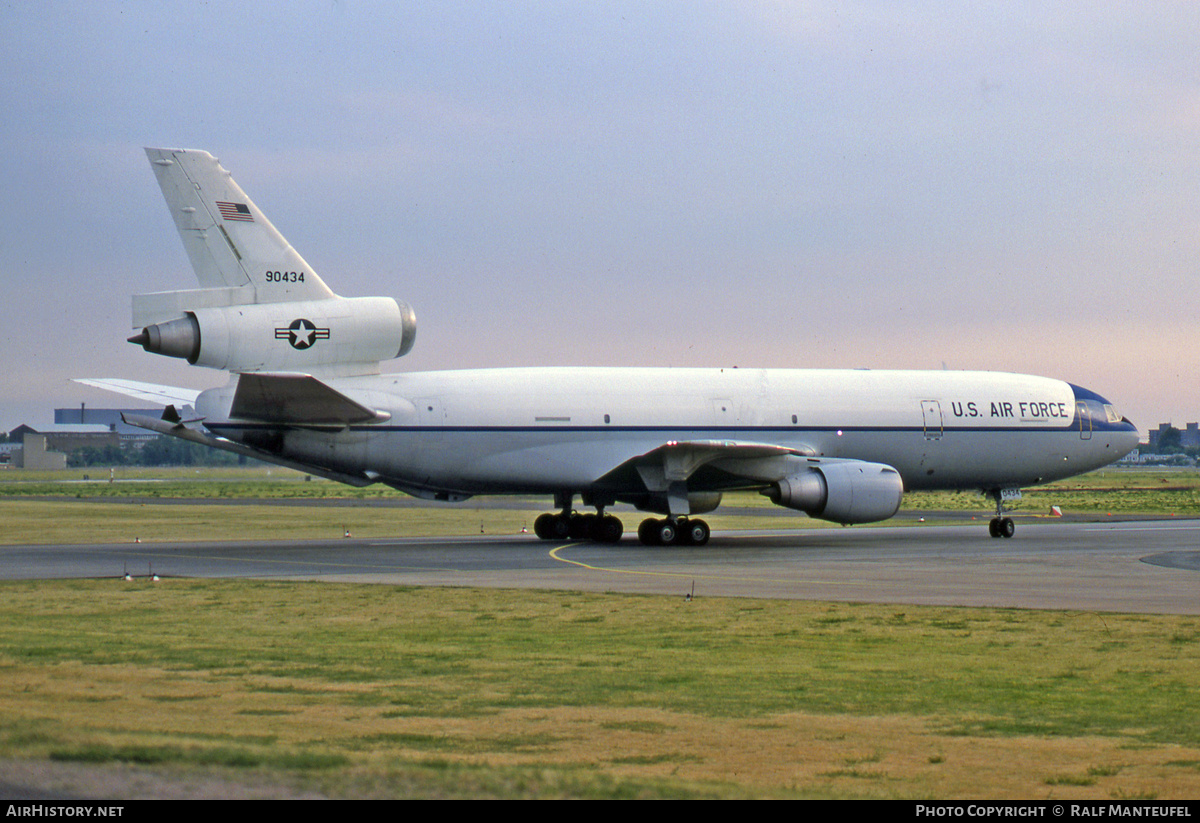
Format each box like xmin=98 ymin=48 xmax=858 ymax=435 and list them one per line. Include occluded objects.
xmin=145 ymin=147 xmax=334 ymax=302
xmin=132 ymin=148 xmax=416 ymax=375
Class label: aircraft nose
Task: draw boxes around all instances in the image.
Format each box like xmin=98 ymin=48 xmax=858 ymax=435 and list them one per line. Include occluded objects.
xmin=1069 ymin=382 xmax=1140 ymax=459
xmin=1119 ymin=418 xmax=1141 ymax=451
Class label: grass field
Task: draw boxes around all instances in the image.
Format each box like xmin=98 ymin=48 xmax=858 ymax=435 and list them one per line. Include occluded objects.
xmin=2 ymin=579 xmax=1199 ymax=799
xmin=1 ymin=465 xmax=1198 ymax=798
xmin=0 ymin=465 xmax=1197 ymax=546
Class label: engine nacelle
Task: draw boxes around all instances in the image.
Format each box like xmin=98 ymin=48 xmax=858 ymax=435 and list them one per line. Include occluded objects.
xmin=130 ymin=296 xmax=416 ymax=373
xmin=768 ymin=460 xmax=903 ymax=524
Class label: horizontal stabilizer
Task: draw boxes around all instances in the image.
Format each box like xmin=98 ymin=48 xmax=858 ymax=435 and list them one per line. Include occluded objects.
xmin=73 ymin=378 xmax=202 ymax=408
xmin=229 ymin=372 xmax=386 ymax=425
xmin=132 ymin=285 xmax=257 ymax=328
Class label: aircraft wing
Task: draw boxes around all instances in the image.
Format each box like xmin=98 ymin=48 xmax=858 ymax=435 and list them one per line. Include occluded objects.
xmin=73 ymin=378 xmax=202 ymax=407
xmin=593 ymin=439 xmax=905 ymax=524
xmin=80 ymin=374 xmax=382 ymax=484
xmin=597 ymin=439 xmax=814 ymax=501
xmin=120 ymin=410 xmax=376 ymax=487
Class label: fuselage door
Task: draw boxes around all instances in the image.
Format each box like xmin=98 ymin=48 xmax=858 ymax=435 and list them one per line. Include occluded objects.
xmin=1077 ymin=401 xmax=1093 ymax=440
xmin=921 ymin=400 xmax=943 ymax=441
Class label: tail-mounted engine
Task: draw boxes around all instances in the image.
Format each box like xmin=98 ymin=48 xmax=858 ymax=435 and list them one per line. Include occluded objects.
xmin=767 ymin=460 xmax=903 ymax=524
xmin=132 ymin=149 xmax=416 ymax=376
xmin=130 ymin=295 xmax=416 ymax=373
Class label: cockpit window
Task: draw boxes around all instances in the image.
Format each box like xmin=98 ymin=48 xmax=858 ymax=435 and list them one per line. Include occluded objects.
xmin=1103 ymin=404 xmax=1122 ymax=424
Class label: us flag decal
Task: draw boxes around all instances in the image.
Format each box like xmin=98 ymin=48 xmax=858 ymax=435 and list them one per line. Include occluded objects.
xmin=217 ymin=201 xmax=254 ymax=222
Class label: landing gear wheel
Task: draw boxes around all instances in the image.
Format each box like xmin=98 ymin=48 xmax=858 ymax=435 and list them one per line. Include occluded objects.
xmin=534 ymin=512 xmax=570 ymax=540
xmin=680 ymin=519 xmax=710 ymax=546
xmin=638 ymin=518 xmax=678 ymax=546
xmin=591 ymin=514 xmax=624 ymax=543
xmin=985 ymin=488 xmax=1019 ymax=539
xmin=569 ymin=513 xmax=595 ymax=540
xmin=988 ymin=517 xmax=1015 ymax=538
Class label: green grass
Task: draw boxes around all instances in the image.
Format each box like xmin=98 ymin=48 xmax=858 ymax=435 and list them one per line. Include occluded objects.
xmin=0 ymin=466 xmax=1196 ymax=546
xmin=1 ymin=466 xmax=1198 ymax=796
xmin=2 ymin=580 xmax=1200 ymax=798
xmin=0 ymin=466 xmax=426 ymax=500
xmin=4 ymin=466 xmax=1198 ymax=513
xmin=0 ymin=498 xmax=548 ymax=544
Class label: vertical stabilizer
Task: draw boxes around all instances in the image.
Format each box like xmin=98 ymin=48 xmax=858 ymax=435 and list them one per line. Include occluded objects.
xmin=145 ymin=148 xmax=334 ymax=303
xmin=133 ymin=148 xmax=416 ymax=375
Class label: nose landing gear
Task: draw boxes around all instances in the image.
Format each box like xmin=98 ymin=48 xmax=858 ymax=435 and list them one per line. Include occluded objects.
xmin=986 ymin=489 xmax=1016 ymax=538
xmin=988 ymin=516 xmax=1015 ymax=538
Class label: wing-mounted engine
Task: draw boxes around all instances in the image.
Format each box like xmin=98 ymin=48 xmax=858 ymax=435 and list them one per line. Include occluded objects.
xmin=767 ymin=460 xmax=904 ymax=524
xmin=129 ymin=295 xmax=416 ymax=374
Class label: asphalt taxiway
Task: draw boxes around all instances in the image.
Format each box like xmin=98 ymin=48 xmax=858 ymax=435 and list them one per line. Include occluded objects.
xmin=3 ymin=518 xmax=1197 ymax=614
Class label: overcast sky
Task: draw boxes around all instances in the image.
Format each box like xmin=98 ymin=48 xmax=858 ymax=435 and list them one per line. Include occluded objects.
xmin=2 ymin=1 xmax=1198 ymax=434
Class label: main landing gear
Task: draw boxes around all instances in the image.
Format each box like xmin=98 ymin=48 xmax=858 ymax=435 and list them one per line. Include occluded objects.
xmin=531 ymin=511 xmax=712 ymax=546
xmin=637 ymin=517 xmax=710 ymax=546
xmin=530 ymin=494 xmax=711 ymax=546
xmin=986 ymin=489 xmax=1016 ymax=539
xmin=532 ymin=494 xmax=623 ymax=543
xmin=533 ymin=510 xmax=624 ymax=543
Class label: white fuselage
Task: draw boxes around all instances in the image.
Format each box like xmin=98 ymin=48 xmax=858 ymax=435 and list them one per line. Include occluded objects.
xmin=199 ymin=367 xmax=1139 ymax=499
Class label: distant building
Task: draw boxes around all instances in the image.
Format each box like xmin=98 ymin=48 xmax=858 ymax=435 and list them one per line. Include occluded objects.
xmin=55 ymin=405 xmax=160 ymax=441
xmin=1147 ymin=422 xmax=1200 ymax=450
xmin=7 ymin=423 xmax=119 ymax=455
xmin=1184 ymin=423 xmax=1200 ymax=449
xmin=2 ymin=405 xmax=169 ymax=469
xmin=10 ymin=434 xmax=67 ymax=470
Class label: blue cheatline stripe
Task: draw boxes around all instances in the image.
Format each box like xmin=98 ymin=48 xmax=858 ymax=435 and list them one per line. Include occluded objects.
xmin=205 ymin=422 xmax=1114 ymax=435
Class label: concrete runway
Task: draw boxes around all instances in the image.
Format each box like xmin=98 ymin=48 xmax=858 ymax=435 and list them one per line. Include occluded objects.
xmin=3 ymin=518 xmax=1198 ymax=614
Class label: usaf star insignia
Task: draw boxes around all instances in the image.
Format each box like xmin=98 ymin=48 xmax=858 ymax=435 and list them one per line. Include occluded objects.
xmin=275 ymin=318 xmax=330 ymax=350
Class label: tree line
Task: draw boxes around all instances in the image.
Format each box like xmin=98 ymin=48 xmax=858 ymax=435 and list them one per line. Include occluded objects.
xmin=67 ymin=438 xmax=248 ymax=467
xmin=1151 ymin=426 xmax=1200 ymax=456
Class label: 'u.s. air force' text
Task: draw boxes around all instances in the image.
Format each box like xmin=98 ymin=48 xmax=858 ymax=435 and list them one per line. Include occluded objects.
xmin=950 ymin=401 xmax=1071 ymax=419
